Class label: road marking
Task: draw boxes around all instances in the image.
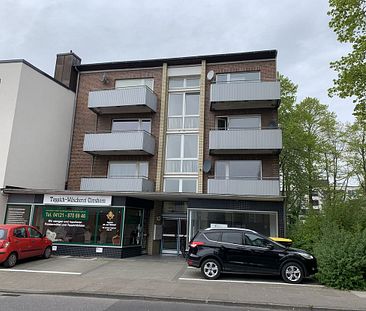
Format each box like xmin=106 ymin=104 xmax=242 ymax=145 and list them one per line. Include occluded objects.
xmin=179 ymin=277 xmax=324 ymax=287
xmin=0 ymin=269 xmax=81 ymax=275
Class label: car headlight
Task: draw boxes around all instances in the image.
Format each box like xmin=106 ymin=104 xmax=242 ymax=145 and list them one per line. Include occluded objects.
xmin=298 ymin=252 xmax=313 ymax=260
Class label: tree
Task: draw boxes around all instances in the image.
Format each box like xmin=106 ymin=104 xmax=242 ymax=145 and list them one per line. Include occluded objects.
xmin=328 ymin=0 xmax=366 ymax=118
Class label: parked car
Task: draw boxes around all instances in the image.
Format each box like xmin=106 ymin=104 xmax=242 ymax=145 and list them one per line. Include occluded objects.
xmin=0 ymin=224 xmax=52 ymax=268
xmin=187 ymin=228 xmax=317 ymax=284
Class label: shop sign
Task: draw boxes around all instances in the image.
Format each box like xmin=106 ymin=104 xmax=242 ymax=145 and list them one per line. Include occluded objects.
xmin=44 ymin=194 xmax=112 ymax=206
xmin=43 ymin=209 xmax=89 ymax=221
xmin=6 ymin=206 xmax=31 ymax=224
xmin=101 ymin=210 xmax=117 ymax=232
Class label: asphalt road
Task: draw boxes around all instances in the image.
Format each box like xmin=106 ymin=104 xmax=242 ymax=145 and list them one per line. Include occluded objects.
xmin=0 ymin=293 xmax=285 ymax=311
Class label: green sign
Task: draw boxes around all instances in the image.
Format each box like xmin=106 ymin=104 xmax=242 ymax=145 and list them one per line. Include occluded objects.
xmin=43 ymin=209 xmax=89 ymax=221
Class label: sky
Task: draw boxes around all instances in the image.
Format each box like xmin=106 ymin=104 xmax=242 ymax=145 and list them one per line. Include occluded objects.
xmin=0 ymin=0 xmax=355 ymax=123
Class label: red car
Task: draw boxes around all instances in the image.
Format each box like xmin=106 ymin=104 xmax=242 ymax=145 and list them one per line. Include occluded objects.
xmin=0 ymin=224 xmax=52 ymax=268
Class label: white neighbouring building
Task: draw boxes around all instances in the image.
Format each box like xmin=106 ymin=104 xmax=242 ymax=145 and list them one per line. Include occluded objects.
xmin=0 ymin=58 xmax=77 ymax=223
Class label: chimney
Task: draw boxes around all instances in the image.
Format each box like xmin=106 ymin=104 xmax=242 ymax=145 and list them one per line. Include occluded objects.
xmin=54 ymin=51 xmax=81 ymax=92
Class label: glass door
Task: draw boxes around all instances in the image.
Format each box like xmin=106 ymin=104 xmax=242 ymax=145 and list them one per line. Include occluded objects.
xmin=162 ymin=218 xmax=187 ymax=255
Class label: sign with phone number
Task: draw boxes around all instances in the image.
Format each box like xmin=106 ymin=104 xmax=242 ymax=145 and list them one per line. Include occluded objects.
xmin=43 ymin=209 xmax=89 ymax=221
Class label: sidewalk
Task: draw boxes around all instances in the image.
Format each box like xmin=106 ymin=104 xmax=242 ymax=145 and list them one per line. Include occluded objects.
xmin=0 ymin=255 xmax=365 ymax=311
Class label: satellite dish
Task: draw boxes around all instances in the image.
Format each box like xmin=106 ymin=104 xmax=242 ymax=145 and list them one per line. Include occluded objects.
xmin=203 ymin=160 xmax=212 ymax=173
xmin=100 ymin=73 xmax=109 ymax=84
xmin=207 ymin=70 xmax=215 ymax=81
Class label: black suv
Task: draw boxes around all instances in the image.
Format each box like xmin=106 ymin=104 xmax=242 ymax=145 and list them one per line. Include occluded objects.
xmin=187 ymin=228 xmax=317 ymax=284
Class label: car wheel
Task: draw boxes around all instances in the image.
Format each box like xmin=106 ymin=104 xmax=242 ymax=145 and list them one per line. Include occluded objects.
xmin=43 ymin=246 xmax=52 ymax=259
xmin=281 ymin=262 xmax=304 ymax=284
xmin=201 ymin=258 xmax=221 ymax=280
xmin=3 ymin=252 xmax=17 ymax=268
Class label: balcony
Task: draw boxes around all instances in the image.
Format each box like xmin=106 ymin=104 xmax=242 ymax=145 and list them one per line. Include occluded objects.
xmin=209 ymin=128 xmax=282 ymax=154
xmin=88 ymin=86 xmax=157 ymax=114
xmin=210 ymin=81 xmax=280 ymax=110
xmin=207 ymin=178 xmax=280 ymax=196
xmin=83 ymin=131 xmax=155 ymax=155
xmin=80 ymin=177 xmax=154 ymax=192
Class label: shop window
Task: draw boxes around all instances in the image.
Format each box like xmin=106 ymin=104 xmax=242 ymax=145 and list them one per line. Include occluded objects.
xmin=188 ymin=209 xmax=277 ymax=240
xmin=32 ymin=206 xmax=122 ymax=246
xmin=123 ymin=209 xmax=143 ymax=246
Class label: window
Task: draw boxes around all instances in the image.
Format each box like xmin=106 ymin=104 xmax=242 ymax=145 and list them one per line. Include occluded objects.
xmin=32 ymin=206 xmax=122 ymax=246
xmin=13 ymin=227 xmax=27 ymax=238
xmin=164 ymin=178 xmax=197 ymax=193
xmin=169 ymin=77 xmax=200 ymax=89
xmin=165 ymin=134 xmax=198 ymax=173
xmin=0 ymin=229 xmax=8 ymax=240
xmin=109 ymin=162 xmax=148 ymax=178
xmin=215 ymin=160 xmax=262 ymax=180
xmin=123 ymin=209 xmax=143 ymax=246
xmin=168 ymin=93 xmax=199 ymax=129
xmin=216 ymin=115 xmax=261 ymax=130
xmin=188 ymin=210 xmax=278 ymax=240
xmin=216 ymin=71 xmax=260 ymax=83
xmin=222 ymin=232 xmax=243 ymax=245
xmin=204 ymin=232 xmax=221 ymax=242
xmin=112 ymin=119 xmax=151 ymax=133
xmin=28 ymin=227 xmax=42 ymax=238
xmin=245 ymin=232 xmax=272 ymax=248
xmin=115 ymin=78 xmax=154 ymax=90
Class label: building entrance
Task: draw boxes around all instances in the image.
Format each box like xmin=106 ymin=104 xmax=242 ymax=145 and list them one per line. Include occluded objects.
xmin=161 ymin=217 xmax=187 ymax=255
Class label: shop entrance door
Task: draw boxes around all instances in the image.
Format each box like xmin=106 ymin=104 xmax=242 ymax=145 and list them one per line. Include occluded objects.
xmin=162 ymin=218 xmax=187 ymax=255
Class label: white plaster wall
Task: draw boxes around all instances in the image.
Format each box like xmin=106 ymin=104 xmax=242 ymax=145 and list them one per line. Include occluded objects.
xmin=0 ymin=62 xmax=22 ymax=188
xmin=0 ymin=193 xmax=8 ymax=224
xmin=4 ymin=63 xmax=75 ymax=189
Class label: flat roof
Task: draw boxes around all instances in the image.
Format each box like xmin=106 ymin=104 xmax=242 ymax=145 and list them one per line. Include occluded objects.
xmin=2 ymin=188 xmax=284 ymax=202
xmin=0 ymin=59 xmax=73 ymax=91
xmin=77 ymin=49 xmax=277 ymax=72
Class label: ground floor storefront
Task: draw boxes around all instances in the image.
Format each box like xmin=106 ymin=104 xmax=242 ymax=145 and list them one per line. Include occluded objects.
xmin=2 ymin=190 xmax=284 ymax=258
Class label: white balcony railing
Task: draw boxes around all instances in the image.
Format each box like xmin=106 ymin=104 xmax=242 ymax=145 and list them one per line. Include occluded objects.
xmin=80 ymin=177 xmax=154 ymax=192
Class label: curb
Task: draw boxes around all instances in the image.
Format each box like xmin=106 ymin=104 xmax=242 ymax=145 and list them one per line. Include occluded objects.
xmin=0 ymin=289 xmax=364 ymax=311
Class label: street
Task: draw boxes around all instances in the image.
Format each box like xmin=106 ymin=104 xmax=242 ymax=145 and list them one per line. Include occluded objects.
xmin=0 ymin=293 xmax=289 ymax=311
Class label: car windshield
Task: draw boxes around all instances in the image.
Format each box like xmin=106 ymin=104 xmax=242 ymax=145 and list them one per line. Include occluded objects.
xmin=0 ymin=228 xmax=8 ymax=240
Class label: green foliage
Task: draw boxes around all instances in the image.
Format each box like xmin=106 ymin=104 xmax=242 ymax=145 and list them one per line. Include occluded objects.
xmin=314 ymin=226 xmax=366 ymax=290
xmin=328 ymin=0 xmax=366 ymax=115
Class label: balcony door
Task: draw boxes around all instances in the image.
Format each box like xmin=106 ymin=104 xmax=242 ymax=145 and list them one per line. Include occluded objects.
xmin=215 ymin=160 xmax=262 ymax=180
xmin=216 ymin=115 xmax=261 ymax=130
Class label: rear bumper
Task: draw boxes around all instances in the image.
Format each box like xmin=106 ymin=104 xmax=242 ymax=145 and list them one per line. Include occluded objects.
xmin=186 ymin=254 xmax=200 ymax=268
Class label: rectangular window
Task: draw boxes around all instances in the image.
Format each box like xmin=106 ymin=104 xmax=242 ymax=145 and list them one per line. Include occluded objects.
xmin=165 ymin=134 xmax=198 ymax=173
xmin=215 ymin=160 xmax=262 ymax=180
xmin=167 ymin=93 xmax=199 ymax=130
xmin=32 ymin=206 xmax=123 ymax=246
xmin=112 ymin=119 xmax=151 ymax=133
xmin=108 ymin=162 xmax=149 ymax=178
xmin=216 ymin=71 xmax=260 ymax=83
xmin=216 ymin=115 xmax=261 ymax=130
xmin=169 ymin=76 xmax=200 ymax=89
xmin=164 ymin=178 xmax=197 ymax=193
xmin=188 ymin=209 xmax=278 ymax=240
xmin=115 ymin=78 xmax=154 ymax=90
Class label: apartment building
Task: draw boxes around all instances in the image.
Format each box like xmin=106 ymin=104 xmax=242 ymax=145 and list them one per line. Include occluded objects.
xmin=3 ymin=50 xmax=283 ymax=258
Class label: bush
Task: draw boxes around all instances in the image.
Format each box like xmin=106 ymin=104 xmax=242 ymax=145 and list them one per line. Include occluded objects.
xmin=313 ymin=226 xmax=366 ymax=290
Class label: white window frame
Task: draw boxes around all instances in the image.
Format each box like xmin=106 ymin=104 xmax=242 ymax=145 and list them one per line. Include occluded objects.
xmin=108 ymin=161 xmax=149 ymax=178
xmin=216 ymin=115 xmax=261 ymax=130
xmin=115 ymin=78 xmax=154 ymax=91
xmin=215 ymin=160 xmax=262 ymax=180
xmin=168 ymin=92 xmax=200 ymax=130
xmin=111 ymin=118 xmax=152 ymax=133
xmin=163 ymin=178 xmax=198 ymax=193
xmin=216 ymin=71 xmax=261 ymax=83
xmin=168 ymin=76 xmax=200 ymax=91
xmin=165 ymin=134 xmax=198 ymax=174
